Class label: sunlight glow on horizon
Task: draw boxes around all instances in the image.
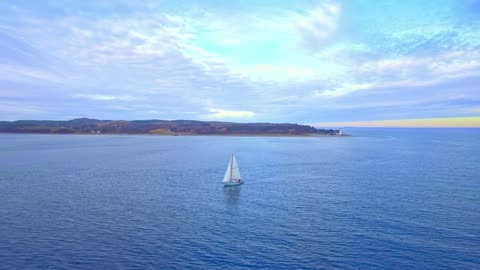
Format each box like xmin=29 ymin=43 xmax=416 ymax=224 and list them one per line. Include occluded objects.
xmin=313 ymin=116 xmax=480 ymax=128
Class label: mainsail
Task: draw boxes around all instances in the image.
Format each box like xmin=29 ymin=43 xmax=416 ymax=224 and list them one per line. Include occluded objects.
xmin=231 ymin=156 xmax=241 ymax=180
xmin=223 ymin=155 xmax=241 ymax=182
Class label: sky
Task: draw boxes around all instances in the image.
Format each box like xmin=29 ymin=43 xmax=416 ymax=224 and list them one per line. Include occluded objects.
xmin=1 ymin=0 xmax=480 ymax=126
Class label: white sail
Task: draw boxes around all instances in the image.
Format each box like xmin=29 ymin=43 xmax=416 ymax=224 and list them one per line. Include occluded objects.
xmin=231 ymin=156 xmax=241 ymax=180
xmin=223 ymin=158 xmax=232 ymax=182
xmin=223 ymin=155 xmax=241 ymax=182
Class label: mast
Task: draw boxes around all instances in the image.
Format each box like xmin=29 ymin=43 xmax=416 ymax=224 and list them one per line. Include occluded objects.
xmin=230 ymin=154 xmax=233 ymax=182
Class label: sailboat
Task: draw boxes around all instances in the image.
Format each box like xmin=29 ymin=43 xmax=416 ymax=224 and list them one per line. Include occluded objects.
xmin=223 ymin=155 xmax=243 ymax=186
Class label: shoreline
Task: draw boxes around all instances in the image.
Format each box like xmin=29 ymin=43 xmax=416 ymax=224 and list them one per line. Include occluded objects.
xmin=0 ymin=132 xmax=348 ymax=138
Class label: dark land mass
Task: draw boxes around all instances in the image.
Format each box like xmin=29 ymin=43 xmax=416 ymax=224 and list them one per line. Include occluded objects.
xmin=0 ymin=118 xmax=340 ymax=136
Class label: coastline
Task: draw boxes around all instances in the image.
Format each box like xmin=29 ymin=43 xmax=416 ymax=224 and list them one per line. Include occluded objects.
xmin=0 ymin=118 xmax=341 ymax=137
xmin=0 ymin=132 xmax=349 ymax=138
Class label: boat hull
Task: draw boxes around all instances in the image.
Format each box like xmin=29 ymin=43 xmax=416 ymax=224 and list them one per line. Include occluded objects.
xmin=223 ymin=181 xmax=243 ymax=186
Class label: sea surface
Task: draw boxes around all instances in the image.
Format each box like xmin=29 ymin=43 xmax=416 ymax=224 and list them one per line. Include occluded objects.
xmin=0 ymin=129 xmax=479 ymax=269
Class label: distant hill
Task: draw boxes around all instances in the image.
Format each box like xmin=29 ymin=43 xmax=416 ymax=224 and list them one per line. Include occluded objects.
xmin=0 ymin=118 xmax=340 ymax=136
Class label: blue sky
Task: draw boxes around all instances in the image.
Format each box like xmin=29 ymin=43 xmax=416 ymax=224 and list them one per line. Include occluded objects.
xmin=1 ymin=0 xmax=480 ymax=124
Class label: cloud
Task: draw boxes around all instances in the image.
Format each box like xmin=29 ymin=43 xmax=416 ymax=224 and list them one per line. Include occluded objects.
xmin=207 ymin=109 xmax=255 ymax=119
xmin=314 ymin=82 xmax=375 ymax=97
xmin=0 ymin=64 xmax=59 ymax=83
xmin=294 ymin=1 xmax=341 ymax=50
xmin=0 ymin=8 xmax=262 ymax=120
xmin=41 ymin=15 xmax=192 ymax=66
xmin=387 ymin=25 xmax=480 ymax=55
xmin=74 ymin=94 xmax=138 ymax=101
xmin=314 ymin=50 xmax=480 ymax=97
xmin=174 ymin=2 xmax=344 ymax=82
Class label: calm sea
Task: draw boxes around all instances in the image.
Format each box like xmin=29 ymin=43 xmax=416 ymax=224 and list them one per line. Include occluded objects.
xmin=0 ymin=129 xmax=479 ymax=269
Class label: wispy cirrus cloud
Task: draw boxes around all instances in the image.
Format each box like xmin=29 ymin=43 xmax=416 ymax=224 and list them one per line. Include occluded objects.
xmin=314 ymin=50 xmax=480 ymax=97
xmin=0 ymin=63 xmax=59 ymax=83
xmin=0 ymin=8 xmax=258 ymax=120
xmin=294 ymin=1 xmax=342 ymax=50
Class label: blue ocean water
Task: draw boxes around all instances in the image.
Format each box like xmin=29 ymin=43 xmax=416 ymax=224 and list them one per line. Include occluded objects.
xmin=0 ymin=129 xmax=479 ymax=269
